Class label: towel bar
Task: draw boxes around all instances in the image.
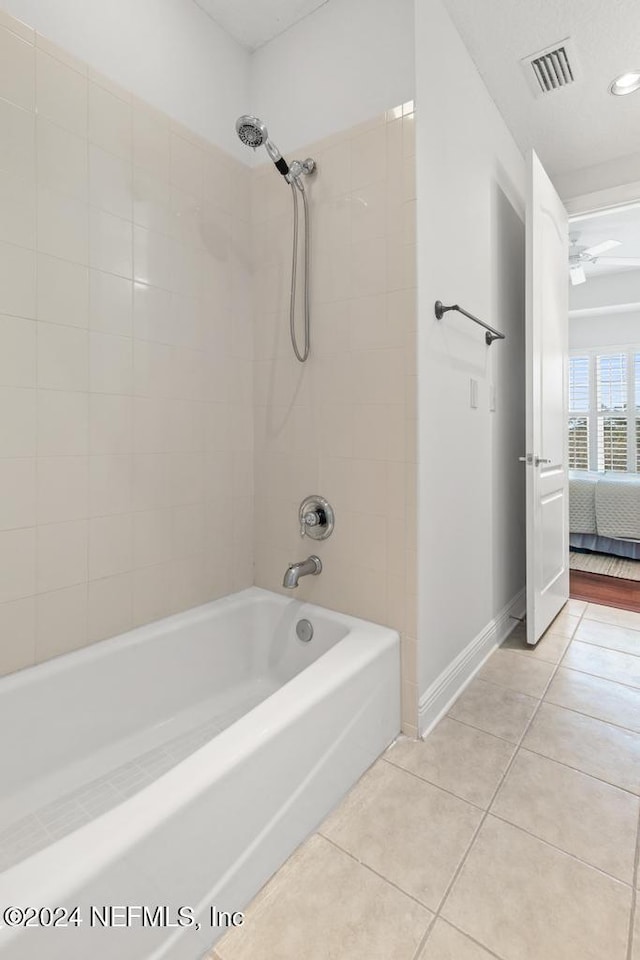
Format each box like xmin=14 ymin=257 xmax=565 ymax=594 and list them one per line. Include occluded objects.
xmin=434 ymin=300 xmax=505 ymax=346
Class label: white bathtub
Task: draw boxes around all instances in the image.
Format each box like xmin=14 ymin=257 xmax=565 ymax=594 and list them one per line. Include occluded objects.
xmin=0 ymin=587 xmax=400 ymax=960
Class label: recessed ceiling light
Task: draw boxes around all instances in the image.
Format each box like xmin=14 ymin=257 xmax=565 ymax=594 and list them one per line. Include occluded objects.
xmin=609 ymin=71 xmax=640 ymax=96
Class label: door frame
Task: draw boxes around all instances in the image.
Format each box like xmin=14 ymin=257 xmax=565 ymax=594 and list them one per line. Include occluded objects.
xmin=565 ymin=179 xmax=640 ymax=219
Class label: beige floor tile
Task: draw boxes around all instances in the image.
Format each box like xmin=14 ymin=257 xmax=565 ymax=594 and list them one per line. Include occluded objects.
xmin=448 ymin=677 xmax=538 ymax=743
xmin=477 ymin=648 xmax=555 ymax=698
xmin=564 ymin=599 xmax=587 ymax=616
xmin=491 ymin=749 xmax=639 ymax=882
xmin=563 ymin=641 xmax=640 ymax=689
xmin=418 ymin=919 xmax=497 ymax=959
xmin=216 ymin=833 xmax=432 ymax=960
xmin=442 ymin=816 xmax=631 ymax=960
xmin=386 ymin=718 xmax=515 ymax=808
xmin=574 ymin=617 xmax=640 ymax=656
xmin=502 ymin=628 xmax=571 ymax=664
xmin=320 ymin=759 xmax=482 ymax=910
xmin=547 ymin=609 xmax=581 ymax=638
xmin=585 ymin=602 xmax=640 ymax=631
xmin=546 ymin=667 xmax=640 ymax=733
xmin=522 ymin=702 xmax=640 ymax=794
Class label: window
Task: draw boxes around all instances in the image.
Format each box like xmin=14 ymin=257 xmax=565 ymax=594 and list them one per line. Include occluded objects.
xmin=597 ymin=353 xmax=627 ymax=471
xmin=569 ymin=356 xmax=589 ymax=412
xmin=568 ymin=348 xmax=640 ymax=472
xmin=568 ymin=417 xmax=589 ymax=470
xmin=597 ymin=417 xmax=628 ymax=471
xmin=568 ymin=356 xmax=590 ymax=470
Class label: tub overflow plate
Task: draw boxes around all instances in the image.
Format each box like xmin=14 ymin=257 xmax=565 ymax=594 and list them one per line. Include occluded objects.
xmin=296 ymin=619 xmax=314 ymax=642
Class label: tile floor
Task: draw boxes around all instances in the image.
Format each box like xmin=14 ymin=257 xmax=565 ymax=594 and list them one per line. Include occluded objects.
xmin=212 ymin=599 xmax=640 ymax=960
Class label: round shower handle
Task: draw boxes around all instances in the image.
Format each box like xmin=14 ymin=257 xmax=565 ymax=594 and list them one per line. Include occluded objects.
xmin=299 ymin=495 xmax=335 ymax=540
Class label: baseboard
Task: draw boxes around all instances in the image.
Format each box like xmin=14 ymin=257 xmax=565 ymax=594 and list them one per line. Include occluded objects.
xmin=418 ymin=587 xmax=526 ymax=738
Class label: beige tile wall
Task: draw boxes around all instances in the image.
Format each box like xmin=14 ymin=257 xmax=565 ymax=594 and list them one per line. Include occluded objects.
xmin=0 ymin=9 xmax=418 ymax=734
xmin=251 ymin=104 xmax=418 ymax=733
xmin=0 ymin=13 xmax=253 ymax=676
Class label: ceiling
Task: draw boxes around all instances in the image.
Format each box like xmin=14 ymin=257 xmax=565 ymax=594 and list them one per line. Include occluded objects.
xmin=570 ymin=203 xmax=640 ymax=279
xmin=193 ymin=0 xmax=330 ymax=50
xmin=441 ymin=0 xmax=640 ymax=179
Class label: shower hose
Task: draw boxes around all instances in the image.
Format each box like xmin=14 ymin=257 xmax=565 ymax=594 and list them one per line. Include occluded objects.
xmin=289 ymin=178 xmax=311 ymax=363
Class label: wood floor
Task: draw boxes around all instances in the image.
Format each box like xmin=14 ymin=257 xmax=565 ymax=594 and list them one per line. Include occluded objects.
xmin=570 ymin=569 xmax=640 ymax=613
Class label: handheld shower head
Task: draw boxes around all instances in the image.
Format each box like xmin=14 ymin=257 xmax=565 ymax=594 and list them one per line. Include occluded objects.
xmin=236 ymin=115 xmax=267 ymax=149
xmin=235 ymin=115 xmax=290 ymax=178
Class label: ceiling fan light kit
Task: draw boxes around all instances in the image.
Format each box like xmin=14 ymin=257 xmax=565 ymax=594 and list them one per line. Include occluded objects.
xmin=568 ymin=235 xmax=640 ymax=285
xmin=569 ymin=264 xmax=586 ymax=286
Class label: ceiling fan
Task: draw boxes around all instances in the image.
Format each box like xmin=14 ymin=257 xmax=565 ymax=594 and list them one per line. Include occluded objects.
xmin=569 ymin=235 xmax=640 ymax=285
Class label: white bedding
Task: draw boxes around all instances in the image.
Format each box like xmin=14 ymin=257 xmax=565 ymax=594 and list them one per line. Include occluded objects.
xmin=569 ymin=473 xmax=598 ymax=535
xmin=570 ymin=471 xmax=640 ymax=542
xmin=595 ymin=474 xmax=640 ymax=540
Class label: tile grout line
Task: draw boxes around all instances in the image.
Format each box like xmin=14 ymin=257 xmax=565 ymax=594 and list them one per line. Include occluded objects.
xmin=543 ymin=693 xmax=640 ymax=738
xmin=487 ymin=809 xmax=636 ymax=888
xmin=628 ymin=801 xmax=640 ymax=960
xmin=318 ymin=832 xmax=436 ymax=914
xmin=384 ymin=741 xmax=637 ymax=884
xmin=410 ymin=605 xmax=639 ymax=956
xmin=458 ymin=670 xmax=554 ymax=701
xmin=567 ymin=601 xmax=640 ymax=650
xmin=553 ymin=659 xmax=640 ymax=692
xmin=570 ymin=637 xmax=640 ymax=659
xmin=518 ymin=740 xmax=640 ymax=799
xmin=380 ymin=754 xmax=488 ymax=812
xmin=582 ymin=611 xmax=640 ymax=634
xmin=453 ymin=668 xmax=640 ymax=743
xmin=436 ymin=919 xmax=510 ymax=960
xmin=526 ymin=608 xmax=640 ymax=799
xmin=410 ymin=616 xmax=581 ymax=960
xmin=436 ymin=710 xmax=523 ymax=745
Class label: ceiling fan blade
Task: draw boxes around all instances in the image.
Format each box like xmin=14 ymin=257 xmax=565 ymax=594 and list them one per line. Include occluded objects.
xmin=593 ymin=257 xmax=640 ymax=267
xmin=570 ymin=264 xmax=586 ymax=285
xmin=583 ymin=239 xmax=622 ymax=257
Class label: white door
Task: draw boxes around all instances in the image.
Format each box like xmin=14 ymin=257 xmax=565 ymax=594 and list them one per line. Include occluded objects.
xmin=525 ymin=150 xmax=570 ymax=645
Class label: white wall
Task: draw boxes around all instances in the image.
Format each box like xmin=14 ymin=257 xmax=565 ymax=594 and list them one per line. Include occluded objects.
xmin=415 ymin=0 xmax=527 ymax=725
xmin=569 ymin=269 xmax=640 ymax=350
xmin=569 ymin=270 xmax=640 ymax=314
xmin=555 ymin=151 xmax=640 ymax=202
xmin=250 ymin=0 xmax=415 ymax=153
xmin=2 ymin=0 xmax=415 ymax=161
xmin=570 ymin=311 xmax=640 ymax=350
xmin=0 ymin=0 xmax=250 ymax=158
xmin=569 ymin=269 xmax=640 ymax=348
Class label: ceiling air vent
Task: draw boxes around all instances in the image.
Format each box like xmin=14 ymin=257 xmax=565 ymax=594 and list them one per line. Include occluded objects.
xmin=521 ymin=38 xmax=581 ymax=98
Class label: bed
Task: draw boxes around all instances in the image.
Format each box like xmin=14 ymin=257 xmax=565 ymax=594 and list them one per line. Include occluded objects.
xmin=569 ymin=471 xmax=640 ymax=560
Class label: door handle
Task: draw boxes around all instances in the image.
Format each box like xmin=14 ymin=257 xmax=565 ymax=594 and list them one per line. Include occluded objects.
xmin=519 ymin=454 xmax=551 ymax=466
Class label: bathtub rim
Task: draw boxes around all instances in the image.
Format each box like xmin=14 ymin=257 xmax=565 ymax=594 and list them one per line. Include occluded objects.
xmin=0 ymin=587 xmax=399 ymax=911
xmin=0 ymin=586 xmax=376 ymax=694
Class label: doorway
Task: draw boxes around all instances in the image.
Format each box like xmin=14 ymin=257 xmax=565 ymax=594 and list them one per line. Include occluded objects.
xmin=565 ymin=199 xmax=640 ymax=611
